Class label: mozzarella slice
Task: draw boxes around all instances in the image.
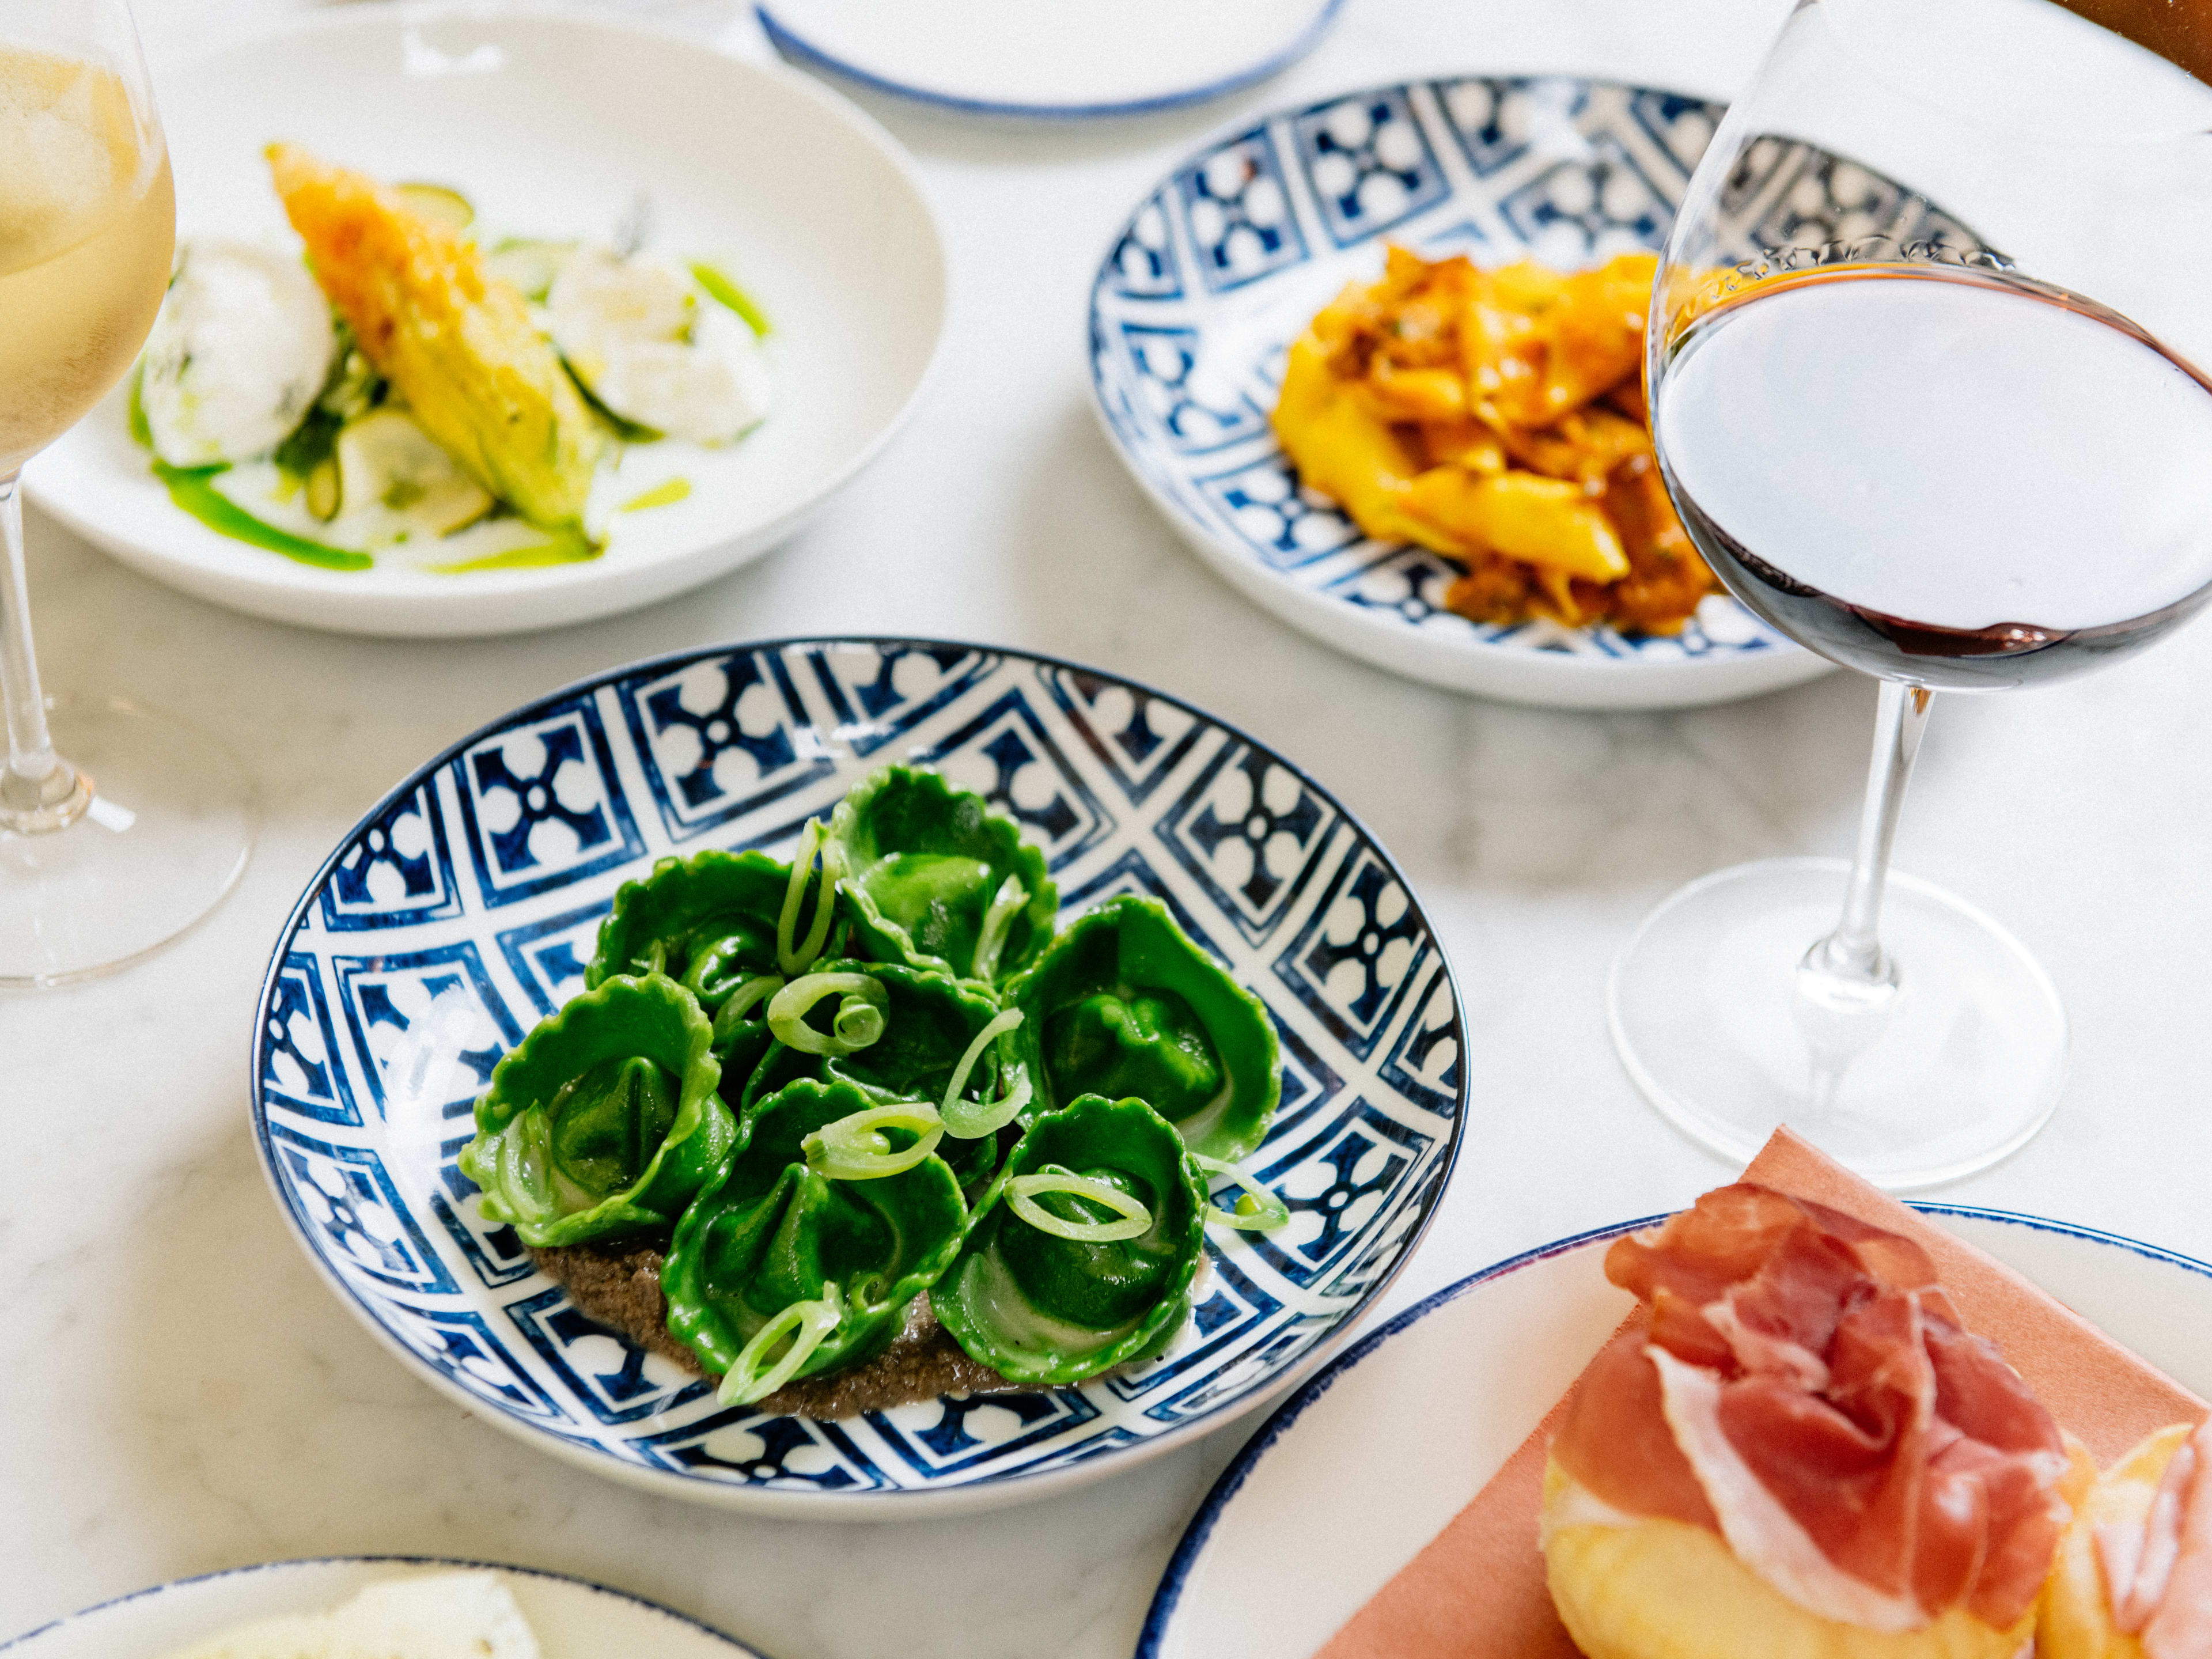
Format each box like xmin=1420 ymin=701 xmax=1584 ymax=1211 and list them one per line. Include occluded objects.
xmin=549 ymin=245 xmax=772 ymax=445
xmin=139 ymin=240 xmax=336 ymax=468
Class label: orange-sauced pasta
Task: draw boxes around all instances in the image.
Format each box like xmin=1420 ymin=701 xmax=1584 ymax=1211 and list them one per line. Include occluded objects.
xmin=1270 ymin=245 xmax=1714 ymax=635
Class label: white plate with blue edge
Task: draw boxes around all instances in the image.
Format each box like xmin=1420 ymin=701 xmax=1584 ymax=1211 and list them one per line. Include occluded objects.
xmin=756 ymin=0 xmax=1343 ymax=119
xmin=1 ymin=1556 xmax=768 ymax=1656
xmin=249 ymin=637 xmax=1468 ymax=1516
xmin=25 ymin=5 xmax=946 ymax=639
xmin=1090 ymin=76 xmax=1968 ymax=709
xmin=1137 ymin=1207 xmax=2212 ymax=1659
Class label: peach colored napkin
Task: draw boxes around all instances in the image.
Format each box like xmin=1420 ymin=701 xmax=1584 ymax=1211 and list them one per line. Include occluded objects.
xmin=1316 ymin=1128 xmax=2207 ymax=1659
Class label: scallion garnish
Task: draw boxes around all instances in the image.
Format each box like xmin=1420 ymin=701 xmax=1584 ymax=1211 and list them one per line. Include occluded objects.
xmin=767 ymin=971 xmax=888 ymax=1056
xmin=717 ymin=1283 xmax=844 ymax=1407
xmin=1190 ymin=1152 xmax=1289 ymax=1231
xmin=802 ymin=1102 xmax=945 ymax=1181
xmin=495 ymin=1107 xmax=556 ymax=1225
xmin=1005 ymin=1164 xmax=1153 ymax=1244
xmin=969 ymin=873 xmax=1027 ymax=983
xmin=775 ymin=819 xmax=843 ymax=977
xmin=709 ymin=973 xmax=783 ymax=1047
xmin=939 ymin=1009 xmax=1029 ymax=1139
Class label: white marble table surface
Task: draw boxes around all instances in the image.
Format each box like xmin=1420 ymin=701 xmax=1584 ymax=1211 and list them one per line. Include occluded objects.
xmin=9 ymin=0 xmax=2212 ymax=1654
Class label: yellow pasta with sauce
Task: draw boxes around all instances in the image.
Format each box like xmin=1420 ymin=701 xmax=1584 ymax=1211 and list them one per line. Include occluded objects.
xmin=1270 ymin=245 xmax=1714 ymax=634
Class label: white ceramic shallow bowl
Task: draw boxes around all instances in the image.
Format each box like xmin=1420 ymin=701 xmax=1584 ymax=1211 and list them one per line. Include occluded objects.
xmin=26 ymin=5 xmax=946 ymax=638
xmin=2 ymin=1557 xmax=767 ymax=1657
xmin=251 ymin=638 xmax=1467 ymax=1516
xmin=1138 ymin=1206 xmax=2212 ymax=1659
xmin=1088 ymin=76 xmax=1995 ymax=708
xmin=757 ymin=0 xmax=1343 ymax=119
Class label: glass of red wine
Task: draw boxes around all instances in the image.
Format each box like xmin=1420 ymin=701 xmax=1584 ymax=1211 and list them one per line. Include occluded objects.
xmin=1607 ymin=0 xmax=2212 ymax=1186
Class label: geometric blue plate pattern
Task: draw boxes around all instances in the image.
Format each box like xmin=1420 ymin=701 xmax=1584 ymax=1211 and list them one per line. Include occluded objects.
xmin=1091 ymin=78 xmax=1975 ymax=707
xmin=252 ymin=639 xmax=1469 ymax=1515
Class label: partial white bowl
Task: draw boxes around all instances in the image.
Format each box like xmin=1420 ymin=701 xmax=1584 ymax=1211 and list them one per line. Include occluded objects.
xmin=26 ymin=4 xmax=946 ymax=638
xmin=2 ymin=1557 xmax=767 ymax=1657
xmin=1137 ymin=1207 xmax=2212 ymax=1659
xmin=1088 ymin=77 xmax=1923 ymax=709
xmin=757 ymin=0 xmax=1343 ymax=119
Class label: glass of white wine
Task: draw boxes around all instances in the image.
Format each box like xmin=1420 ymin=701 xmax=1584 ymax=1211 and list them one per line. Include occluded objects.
xmin=1607 ymin=0 xmax=2212 ymax=1186
xmin=2 ymin=0 xmax=250 ymax=985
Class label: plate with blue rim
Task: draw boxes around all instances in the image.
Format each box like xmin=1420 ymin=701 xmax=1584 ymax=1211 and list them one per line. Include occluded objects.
xmin=1136 ymin=1207 xmax=2212 ymax=1659
xmin=1089 ymin=76 xmax=1973 ymax=710
xmin=2 ymin=1556 xmax=768 ymax=1655
xmin=249 ymin=637 xmax=1468 ymax=1516
xmin=756 ymin=0 xmax=1344 ymax=120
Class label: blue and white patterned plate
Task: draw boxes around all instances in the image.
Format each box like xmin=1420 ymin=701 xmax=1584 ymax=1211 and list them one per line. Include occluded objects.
xmin=249 ymin=638 xmax=1468 ymax=1514
xmin=1137 ymin=1207 xmax=2212 ymax=1659
xmin=1090 ymin=77 xmax=1970 ymax=710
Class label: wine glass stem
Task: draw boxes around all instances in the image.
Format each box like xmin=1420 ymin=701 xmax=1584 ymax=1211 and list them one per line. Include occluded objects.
xmin=0 ymin=472 xmax=86 ymax=832
xmin=1811 ymin=679 xmax=1934 ymax=986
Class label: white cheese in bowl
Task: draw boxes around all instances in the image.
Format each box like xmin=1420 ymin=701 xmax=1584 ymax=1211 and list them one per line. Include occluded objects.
xmin=161 ymin=1569 xmax=541 ymax=1659
xmin=548 ymin=245 xmax=771 ymax=444
xmin=138 ymin=240 xmax=336 ymax=468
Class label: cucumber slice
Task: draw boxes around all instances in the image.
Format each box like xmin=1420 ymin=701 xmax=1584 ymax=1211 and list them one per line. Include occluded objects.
xmin=484 ymin=238 xmax=575 ymax=304
xmin=336 ymin=407 xmax=494 ymax=536
xmin=394 ymin=181 xmax=475 ymax=233
xmin=305 ymin=455 xmax=342 ymax=522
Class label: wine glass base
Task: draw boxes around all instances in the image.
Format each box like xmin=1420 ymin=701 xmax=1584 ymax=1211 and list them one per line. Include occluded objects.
xmin=1607 ymin=857 xmax=2067 ymax=1190
xmin=0 ymin=695 xmax=253 ymax=987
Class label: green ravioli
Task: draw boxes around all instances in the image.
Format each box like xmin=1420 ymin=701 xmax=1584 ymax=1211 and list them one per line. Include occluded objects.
xmin=934 ymin=1093 xmax=1205 ymax=1386
xmin=1010 ymin=895 xmax=1280 ymax=1161
xmin=460 ymin=973 xmax=733 ymax=1248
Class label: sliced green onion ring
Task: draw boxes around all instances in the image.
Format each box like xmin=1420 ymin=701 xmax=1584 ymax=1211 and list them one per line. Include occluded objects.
xmin=832 ymin=995 xmax=885 ymax=1049
xmin=767 ymin=972 xmax=887 ymax=1056
xmin=717 ymin=1282 xmax=844 ymax=1407
xmin=803 ymin=1103 xmax=944 ymax=1180
xmin=775 ymin=820 xmax=844 ymax=977
xmin=939 ymin=1009 xmax=1029 ymax=1139
xmin=968 ymin=873 xmax=1027 ymax=983
xmin=1191 ymin=1152 xmax=1290 ymax=1232
xmin=1005 ymin=1165 xmax=1153 ymax=1244
xmin=709 ymin=973 xmax=784 ymax=1046
xmin=496 ymin=1108 xmax=557 ymax=1224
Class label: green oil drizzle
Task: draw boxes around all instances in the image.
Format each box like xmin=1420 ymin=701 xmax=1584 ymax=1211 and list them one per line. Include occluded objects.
xmin=153 ymin=462 xmax=373 ymax=573
xmin=429 ymin=525 xmax=599 ymax=574
xmin=132 ymin=361 xmax=371 ymax=572
xmin=691 ymin=263 xmax=770 ymax=336
xmin=620 ymin=477 xmax=691 ymax=512
xmin=127 ymin=362 xmax=152 ymax=446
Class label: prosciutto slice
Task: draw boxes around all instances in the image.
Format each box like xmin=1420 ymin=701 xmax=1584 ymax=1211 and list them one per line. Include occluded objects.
xmin=1551 ymin=1184 xmax=2070 ymax=1630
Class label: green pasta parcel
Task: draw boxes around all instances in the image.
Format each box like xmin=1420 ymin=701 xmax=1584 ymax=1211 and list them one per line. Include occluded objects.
xmin=728 ymin=957 xmax=1026 ymax=1191
xmin=1009 ymin=893 xmax=1281 ymax=1162
xmin=933 ymin=1093 xmax=1206 ymax=1386
xmin=459 ymin=973 xmax=734 ymax=1248
xmin=662 ymin=1078 xmax=967 ymax=1404
xmin=827 ymin=765 xmax=1058 ymax=987
xmin=593 ymin=828 xmax=869 ymax=1099
xmin=464 ymin=757 xmax=1293 ymax=1418
xmin=587 ymin=848 xmax=791 ymax=1006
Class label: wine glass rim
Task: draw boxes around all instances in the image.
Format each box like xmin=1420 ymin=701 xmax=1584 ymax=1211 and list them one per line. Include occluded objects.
xmin=1798 ymin=0 xmax=2212 ymax=150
